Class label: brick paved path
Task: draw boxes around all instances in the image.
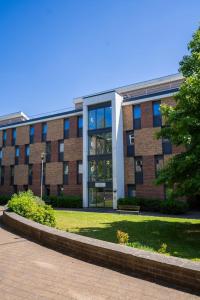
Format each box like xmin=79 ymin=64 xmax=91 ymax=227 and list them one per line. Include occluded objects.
xmin=0 ymin=216 xmax=198 ymax=299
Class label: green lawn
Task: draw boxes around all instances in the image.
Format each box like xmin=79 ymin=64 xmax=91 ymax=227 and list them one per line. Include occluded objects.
xmin=55 ymin=211 xmax=200 ymax=261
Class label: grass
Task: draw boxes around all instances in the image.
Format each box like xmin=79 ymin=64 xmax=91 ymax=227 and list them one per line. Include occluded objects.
xmin=54 ymin=210 xmax=200 ymax=262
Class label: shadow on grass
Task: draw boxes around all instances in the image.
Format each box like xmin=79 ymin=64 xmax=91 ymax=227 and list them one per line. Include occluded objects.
xmin=73 ymin=219 xmax=200 ymax=261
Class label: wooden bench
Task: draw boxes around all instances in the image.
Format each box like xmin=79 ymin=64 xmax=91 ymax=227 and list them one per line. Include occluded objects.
xmin=117 ymin=205 xmax=140 ymax=215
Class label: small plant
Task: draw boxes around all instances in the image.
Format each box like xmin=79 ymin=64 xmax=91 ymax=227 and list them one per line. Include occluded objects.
xmin=8 ymin=190 xmax=56 ymax=227
xmin=158 ymin=243 xmax=168 ymax=254
xmin=116 ymin=230 xmax=129 ymax=245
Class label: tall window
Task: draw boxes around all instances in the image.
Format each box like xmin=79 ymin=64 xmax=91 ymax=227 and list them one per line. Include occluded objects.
xmin=88 ymin=104 xmax=112 ymax=130
xmin=63 ymin=162 xmax=69 ymax=184
xmin=88 ymin=132 xmax=112 ymax=155
xmin=77 ymin=116 xmax=83 ymax=137
xmin=42 ymin=123 xmax=47 ymax=142
xmin=127 ymin=184 xmax=136 ymax=197
xmin=155 ymin=155 xmax=164 ymax=177
xmin=57 ymin=185 xmax=64 ymax=196
xmin=30 ymin=125 xmax=34 ymax=144
xmin=58 ymin=140 xmax=64 ymax=161
xmin=3 ymin=130 xmax=7 ymax=146
xmin=126 ymin=131 xmax=134 ymax=157
xmin=25 ymin=145 xmax=30 ymax=164
xmin=162 ymin=137 xmax=172 ymax=154
xmin=28 ymin=164 xmax=33 ymax=185
xmin=135 ymin=156 xmax=143 ymax=184
xmin=12 ymin=128 xmax=16 ymax=146
xmin=64 ymin=119 xmax=69 ymax=139
xmin=77 ymin=160 xmax=83 ymax=184
xmin=153 ymin=101 xmax=162 ymax=127
xmin=88 ymin=159 xmax=112 ymax=182
xmin=46 ymin=142 xmax=51 ymax=162
xmin=15 ymin=146 xmax=20 ymax=165
xmin=45 ymin=185 xmax=50 ymax=196
xmin=133 ymin=105 xmax=141 ymax=129
xmin=0 ymin=166 xmax=4 ymax=185
xmin=10 ymin=166 xmax=14 ymax=185
xmin=0 ymin=148 xmax=2 ymax=164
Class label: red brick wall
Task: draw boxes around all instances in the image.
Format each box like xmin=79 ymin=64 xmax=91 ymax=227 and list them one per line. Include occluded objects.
xmin=136 ymin=156 xmax=164 ymax=199
xmin=51 ymin=141 xmax=58 ymax=162
xmin=69 ymin=116 xmax=78 ymax=138
xmin=34 ymin=123 xmax=42 ymax=143
xmin=141 ymin=102 xmax=153 ymax=128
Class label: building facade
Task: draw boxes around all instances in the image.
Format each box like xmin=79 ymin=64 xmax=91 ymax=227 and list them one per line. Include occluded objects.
xmin=0 ymin=74 xmax=184 ymax=208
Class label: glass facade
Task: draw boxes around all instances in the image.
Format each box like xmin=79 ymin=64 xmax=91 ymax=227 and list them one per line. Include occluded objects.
xmin=88 ymin=102 xmax=113 ymax=208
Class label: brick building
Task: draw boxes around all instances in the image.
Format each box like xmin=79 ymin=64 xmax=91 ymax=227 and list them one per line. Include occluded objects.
xmin=0 ymin=73 xmax=184 ymax=208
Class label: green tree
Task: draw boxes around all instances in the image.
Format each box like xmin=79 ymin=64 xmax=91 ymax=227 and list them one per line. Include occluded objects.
xmin=156 ymin=27 xmax=200 ymax=198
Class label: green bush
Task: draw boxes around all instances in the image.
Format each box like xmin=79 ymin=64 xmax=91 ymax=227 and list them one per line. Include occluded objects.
xmin=44 ymin=195 xmax=82 ymax=208
xmin=0 ymin=195 xmax=11 ymax=205
xmin=160 ymin=199 xmax=189 ymax=214
xmin=8 ymin=190 xmax=56 ymax=227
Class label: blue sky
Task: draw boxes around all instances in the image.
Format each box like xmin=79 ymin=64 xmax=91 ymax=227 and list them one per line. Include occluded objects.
xmin=0 ymin=0 xmax=199 ymax=117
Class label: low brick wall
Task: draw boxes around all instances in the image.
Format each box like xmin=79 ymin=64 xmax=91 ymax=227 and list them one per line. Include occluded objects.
xmin=2 ymin=211 xmax=200 ymax=294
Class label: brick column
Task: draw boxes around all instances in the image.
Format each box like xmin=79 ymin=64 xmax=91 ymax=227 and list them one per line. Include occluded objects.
xmin=136 ymin=155 xmax=164 ymax=199
xmin=51 ymin=141 xmax=58 ymax=162
xmin=19 ymin=145 xmax=25 ymax=164
xmin=141 ymin=102 xmax=153 ymax=128
xmin=34 ymin=123 xmax=42 ymax=143
xmin=6 ymin=128 xmax=12 ymax=146
xmin=69 ymin=116 xmax=78 ymax=138
xmin=31 ymin=164 xmax=41 ymax=196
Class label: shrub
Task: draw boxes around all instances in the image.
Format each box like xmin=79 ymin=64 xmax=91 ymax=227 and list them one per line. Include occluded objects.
xmin=44 ymin=195 xmax=82 ymax=208
xmin=116 ymin=230 xmax=129 ymax=244
xmin=160 ymin=199 xmax=189 ymax=214
xmin=158 ymin=243 xmax=168 ymax=254
xmin=0 ymin=195 xmax=11 ymax=205
xmin=8 ymin=190 xmax=56 ymax=227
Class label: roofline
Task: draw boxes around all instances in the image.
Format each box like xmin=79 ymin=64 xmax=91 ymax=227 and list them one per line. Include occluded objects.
xmin=0 ymin=109 xmax=82 ymax=130
xmin=0 ymin=111 xmax=29 ymax=122
xmin=73 ymin=73 xmax=184 ymax=104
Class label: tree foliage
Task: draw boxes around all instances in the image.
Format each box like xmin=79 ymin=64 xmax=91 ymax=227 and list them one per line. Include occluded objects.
xmin=156 ymin=27 xmax=200 ymax=198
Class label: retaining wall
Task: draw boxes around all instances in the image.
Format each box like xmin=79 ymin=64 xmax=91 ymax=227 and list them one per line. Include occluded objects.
xmin=2 ymin=211 xmax=200 ymax=294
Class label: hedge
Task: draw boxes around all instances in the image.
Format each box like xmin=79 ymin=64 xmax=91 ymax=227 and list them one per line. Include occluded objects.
xmin=44 ymin=195 xmax=82 ymax=208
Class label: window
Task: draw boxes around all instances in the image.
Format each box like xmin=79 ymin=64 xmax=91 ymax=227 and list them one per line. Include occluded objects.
xmin=88 ymin=104 xmax=112 ymax=130
xmin=15 ymin=146 xmax=20 ymax=165
xmin=77 ymin=116 xmax=83 ymax=137
xmin=135 ymin=156 xmax=143 ymax=184
xmin=42 ymin=123 xmax=47 ymax=142
xmin=30 ymin=125 xmax=34 ymax=144
xmin=162 ymin=138 xmax=172 ymax=154
xmin=126 ymin=131 xmax=134 ymax=157
xmin=64 ymin=119 xmax=69 ymax=139
xmin=12 ymin=128 xmax=16 ymax=146
xmin=153 ymin=101 xmax=162 ymax=127
xmin=77 ymin=160 xmax=83 ymax=184
xmin=13 ymin=185 xmax=17 ymax=194
xmin=24 ymin=185 xmax=28 ymax=191
xmin=57 ymin=185 xmax=64 ymax=196
xmin=10 ymin=166 xmax=14 ymax=185
xmin=133 ymin=105 xmax=141 ymax=129
xmin=88 ymin=132 xmax=112 ymax=155
xmin=3 ymin=130 xmax=6 ymax=146
xmin=58 ymin=140 xmax=64 ymax=161
xmin=28 ymin=164 xmax=33 ymax=185
xmin=127 ymin=184 xmax=136 ymax=197
xmin=25 ymin=145 xmax=30 ymax=164
xmin=155 ymin=155 xmax=163 ymax=177
xmin=88 ymin=159 xmax=112 ymax=182
xmin=63 ymin=162 xmax=69 ymax=184
xmin=46 ymin=142 xmax=51 ymax=162
xmin=0 ymin=148 xmax=2 ymax=164
xmin=0 ymin=166 xmax=4 ymax=185
xmin=45 ymin=185 xmax=50 ymax=196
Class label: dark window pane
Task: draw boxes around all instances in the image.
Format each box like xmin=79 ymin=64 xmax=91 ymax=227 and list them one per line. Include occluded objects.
xmin=134 ymin=105 xmax=141 ymax=119
xmin=155 ymin=155 xmax=163 ymax=176
xmin=135 ymin=157 xmax=143 ymax=184
xmin=96 ymin=108 xmax=104 ymax=129
xmin=105 ymin=107 xmax=112 ymax=128
xmin=88 ymin=110 xmax=96 ymax=130
xmin=162 ymin=138 xmax=172 ymax=154
xmin=153 ymin=102 xmax=161 ymax=116
xmin=134 ymin=118 xmax=141 ymax=129
xmin=127 ymin=184 xmax=136 ymax=197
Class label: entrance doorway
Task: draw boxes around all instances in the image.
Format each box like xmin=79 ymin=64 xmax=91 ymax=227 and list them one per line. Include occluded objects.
xmin=89 ymin=188 xmax=113 ymax=208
